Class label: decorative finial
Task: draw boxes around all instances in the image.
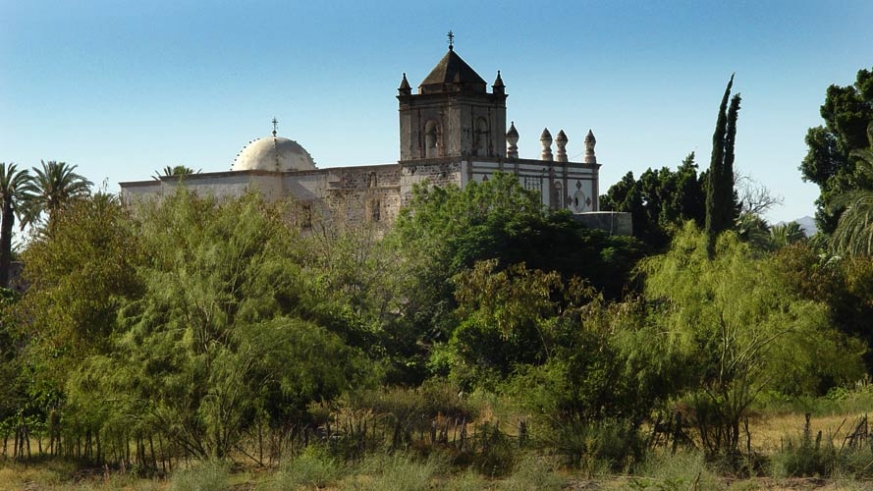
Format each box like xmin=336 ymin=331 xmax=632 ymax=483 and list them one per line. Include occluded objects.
xmin=584 ymin=129 xmax=597 ymax=164
xmin=447 ymin=30 xmax=454 ymax=50
xmin=556 ymin=130 xmax=568 ymax=162
xmin=272 ymin=117 xmax=279 ymax=137
xmin=506 ymin=122 xmax=519 ymax=159
xmin=540 ymin=128 xmax=553 ymax=162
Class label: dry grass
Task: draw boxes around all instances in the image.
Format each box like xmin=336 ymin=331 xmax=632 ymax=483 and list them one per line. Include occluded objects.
xmin=750 ymin=411 xmax=869 ymax=455
xmin=2 ymin=406 xmax=872 ymax=491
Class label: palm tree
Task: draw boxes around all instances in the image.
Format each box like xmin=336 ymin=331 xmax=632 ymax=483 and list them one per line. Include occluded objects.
xmin=152 ymin=165 xmax=199 ymax=180
xmin=21 ymin=160 xmax=92 ymax=229
xmin=830 ymin=125 xmax=873 ymax=257
xmin=769 ymin=222 xmax=807 ymax=250
xmin=0 ymin=163 xmax=31 ymax=287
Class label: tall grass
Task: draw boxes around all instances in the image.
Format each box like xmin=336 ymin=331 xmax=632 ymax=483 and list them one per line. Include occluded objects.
xmin=631 ymin=449 xmax=722 ymax=491
xmin=339 ymin=453 xmax=444 ymax=491
xmin=264 ymin=445 xmax=344 ymax=490
xmin=497 ymin=453 xmax=566 ymax=491
xmin=770 ymin=414 xmax=873 ymax=480
xmin=168 ymin=460 xmax=230 ymax=491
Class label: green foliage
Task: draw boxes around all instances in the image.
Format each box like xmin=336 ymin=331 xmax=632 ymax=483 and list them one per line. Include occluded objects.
xmin=772 ymin=245 xmax=873 ymax=372
xmin=0 ymin=162 xmax=31 ymax=288
xmin=642 ymin=224 xmax=865 ymax=457
xmin=20 ymin=160 xmax=92 ymax=230
xmin=801 ymin=68 xmax=873 ymax=234
xmin=0 ymin=288 xmax=26 ymax=421
xmin=601 ymin=153 xmax=706 ymax=249
xmin=396 ymin=172 xmax=646 ymax=308
xmin=18 ymin=193 xmax=141 ymax=399
xmin=295 ymin=217 xmax=415 ymax=383
xmin=61 ymin=190 xmax=368 ymax=460
xmin=706 ymin=76 xmax=742 ymax=256
xmin=154 ymin=165 xmax=199 ymax=179
xmin=768 ymin=222 xmax=807 ymax=250
xmin=830 ymin=125 xmax=873 ymax=257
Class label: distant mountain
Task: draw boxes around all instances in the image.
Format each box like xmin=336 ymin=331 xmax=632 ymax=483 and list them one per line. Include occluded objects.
xmin=775 ymin=216 xmax=817 ymax=237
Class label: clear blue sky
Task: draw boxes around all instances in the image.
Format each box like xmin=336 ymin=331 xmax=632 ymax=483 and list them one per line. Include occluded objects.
xmin=2 ymin=0 xmax=872 ymax=223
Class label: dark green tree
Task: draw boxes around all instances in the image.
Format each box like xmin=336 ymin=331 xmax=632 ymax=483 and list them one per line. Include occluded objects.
xmin=0 ymin=163 xmax=30 ymax=287
xmin=801 ymin=68 xmax=873 ymax=234
xmin=600 ymin=152 xmax=706 ymax=249
xmin=395 ymin=173 xmax=645 ymax=333
xmin=830 ymin=124 xmax=873 ymax=256
xmin=705 ymin=75 xmax=742 ymax=256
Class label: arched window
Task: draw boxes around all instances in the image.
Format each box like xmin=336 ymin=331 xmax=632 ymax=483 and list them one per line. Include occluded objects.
xmin=424 ymin=120 xmax=440 ymax=158
xmin=474 ymin=117 xmax=489 ymax=156
xmin=553 ymin=182 xmax=564 ymax=209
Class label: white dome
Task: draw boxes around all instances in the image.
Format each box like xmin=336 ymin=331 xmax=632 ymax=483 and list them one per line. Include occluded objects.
xmin=232 ymin=136 xmax=317 ymax=172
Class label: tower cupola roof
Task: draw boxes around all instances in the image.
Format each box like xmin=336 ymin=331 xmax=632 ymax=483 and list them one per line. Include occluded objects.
xmin=418 ymin=49 xmax=487 ymax=95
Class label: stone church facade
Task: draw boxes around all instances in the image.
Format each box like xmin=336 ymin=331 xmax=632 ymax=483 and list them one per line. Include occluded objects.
xmin=121 ymin=45 xmax=608 ymax=230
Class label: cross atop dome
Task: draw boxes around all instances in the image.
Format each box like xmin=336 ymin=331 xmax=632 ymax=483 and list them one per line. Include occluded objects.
xmin=272 ymin=117 xmax=279 ymax=137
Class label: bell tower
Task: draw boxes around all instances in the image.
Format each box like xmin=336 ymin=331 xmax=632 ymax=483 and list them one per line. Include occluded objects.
xmin=397 ymin=37 xmax=507 ymax=161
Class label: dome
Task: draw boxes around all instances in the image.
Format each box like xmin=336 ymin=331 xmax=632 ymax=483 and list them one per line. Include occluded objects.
xmin=232 ymin=136 xmax=317 ymax=172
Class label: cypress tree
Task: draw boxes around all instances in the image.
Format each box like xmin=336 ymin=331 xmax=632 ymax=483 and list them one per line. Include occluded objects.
xmin=719 ymin=93 xmax=742 ymax=235
xmin=705 ymin=75 xmax=741 ymax=257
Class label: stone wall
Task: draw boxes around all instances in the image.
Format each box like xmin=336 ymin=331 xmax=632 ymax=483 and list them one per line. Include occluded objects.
xmin=399 ymin=159 xmax=463 ymax=205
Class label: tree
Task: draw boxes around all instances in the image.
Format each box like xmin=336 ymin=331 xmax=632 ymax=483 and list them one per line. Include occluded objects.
xmin=801 ymin=68 xmax=873 ymax=234
xmin=768 ymin=221 xmax=807 ymax=250
xmin=600 ymin=152 xmax=706 ymax=249
xmin=705 ymin=76 xmax=741 ymax=256
xmin=78 ymin=190 xmax=367 ymax=459
xmin=830 ymin=124 xmax=873 ymax=256
xmin=17 ymin=193 xmax=141 ymax=399
xmin=153 ymin=165 xmax=200 ymax=180
xmin=0 ymin=163 xmax=30 ymax=287
xmin=643 ymin=224 xmax=864 ymax=459
xmin=21 ymin=160 xmax=92 ymax=229
xmin=394 ymin=173 xmax=646 ymax=351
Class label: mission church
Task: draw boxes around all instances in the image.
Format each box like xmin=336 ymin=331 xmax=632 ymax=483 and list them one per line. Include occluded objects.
xmin=121 ymin=39 xmax=621 ymax=231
